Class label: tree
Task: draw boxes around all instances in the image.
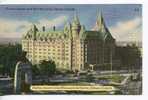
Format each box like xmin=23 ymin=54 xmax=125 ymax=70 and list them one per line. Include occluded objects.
xmin=0 ymin=64 xmax=4 ymax=75
xmin=115 ymin=44 xmax=142 ymax=70
xmin=31 ymin=64 xmax=40 ymax=77
xmin=0 ymin=44 xmax=23 ymax=76
xmin=38 ymin=60 xmax=56 ymax=77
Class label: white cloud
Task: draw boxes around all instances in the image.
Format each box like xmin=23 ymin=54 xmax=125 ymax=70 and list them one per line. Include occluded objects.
xmin=0 ymin=15 xmax=68 ymax=38
xmin=0 ymin=18 xmax=31 ymax=38
xmin=36 ymin=15 xmax=67 ymax=30
xmin=109 ymin=17 xmax=142 ymax=42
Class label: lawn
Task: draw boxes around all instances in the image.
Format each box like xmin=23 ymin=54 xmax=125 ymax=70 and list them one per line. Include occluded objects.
xmin=96 ymin=75 xmax=125 ymax=83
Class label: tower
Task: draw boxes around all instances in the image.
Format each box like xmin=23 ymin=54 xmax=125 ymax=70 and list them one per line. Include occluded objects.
xmin=31 ymin=24 xmax=38 ymax=64
xmin=96 ymin=11 xmax=115 ymax=65
xmin=96 ymin=11 xmax=109 ymax=34
xmin=71 ymin=14 xmax=81 ymax=38
xmin=31 ymin=24 xmax=38 ymax=40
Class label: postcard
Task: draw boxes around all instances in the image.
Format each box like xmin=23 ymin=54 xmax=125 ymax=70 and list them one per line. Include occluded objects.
xmin=0 ymin=4 xmax=142 ymax=95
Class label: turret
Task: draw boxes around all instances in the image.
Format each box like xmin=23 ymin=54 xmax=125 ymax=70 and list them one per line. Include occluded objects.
xmin=71 ymin=14 xmax=81 ymax=38
xmin=31 ymin=24 xmax=38 ymax=40
xmin=96 ymin=12 xmax=109 ymax=33
xmin=42 ymin=26 xmax=45 ymax=32
xmin=80 ymin=25 xmax=86 ymax=39
xmin=96 ymin=11 xmax=114 ymax=41
xmin=64 ymin=22 xmax=72 ymax=38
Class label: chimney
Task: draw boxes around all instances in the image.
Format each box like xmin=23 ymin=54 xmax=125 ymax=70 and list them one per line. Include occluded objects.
xmin=42 ymin=26 xmax=45 ymax=32
xmin=53 ymin=26 xmax=55 ymax=31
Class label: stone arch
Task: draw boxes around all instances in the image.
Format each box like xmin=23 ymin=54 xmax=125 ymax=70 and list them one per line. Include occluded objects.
xmin=14 ymin=61 xmax=32 ymax=93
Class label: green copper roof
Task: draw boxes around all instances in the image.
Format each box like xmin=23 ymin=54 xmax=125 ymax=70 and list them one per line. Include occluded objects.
xmin=36 ymin=30 xmax=68 ymax=39
xmin=95 ymin=12 xmax=115 ymax=41
xmin=23 ymin=26 xmax=114 ymax=41
xmin=81 ymin=30 xmax=114 ymax=41
xmin=23 ymin=13 xmax=115 ymax=42
xmin=84 ymin=31 xmax=102 ymax=39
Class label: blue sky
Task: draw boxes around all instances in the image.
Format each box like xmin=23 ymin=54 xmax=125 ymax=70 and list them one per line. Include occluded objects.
xmin=0 ymin=4 xmax=142 ymax=42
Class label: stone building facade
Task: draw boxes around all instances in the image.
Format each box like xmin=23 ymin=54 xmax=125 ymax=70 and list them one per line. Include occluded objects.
xmin=22 ymin=12 xmax=115 ymax=71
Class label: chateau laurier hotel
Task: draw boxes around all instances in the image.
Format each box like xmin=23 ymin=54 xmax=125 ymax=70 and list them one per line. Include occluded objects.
xmin=22 ymin=12 xmax=116 ymax=71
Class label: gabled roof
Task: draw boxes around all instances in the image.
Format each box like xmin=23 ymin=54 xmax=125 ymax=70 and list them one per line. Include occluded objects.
xmin=81 ymin=30 xmax=115 ymax=41
xmin=95 ymin=12 xmax=115 ymax=41
xmin=23 ymin=12 xmax=115 ymax=42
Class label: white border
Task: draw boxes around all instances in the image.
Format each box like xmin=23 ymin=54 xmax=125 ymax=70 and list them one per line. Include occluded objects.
xmin=0 ymin=0 xmax=148 ymax=100
xmin=0 ymin=0 xmax=144 ymax=4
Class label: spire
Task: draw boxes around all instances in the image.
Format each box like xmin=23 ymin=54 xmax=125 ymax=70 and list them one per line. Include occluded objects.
xmin=72 ymin=12 xmax=80 ymax=26
xmin=96 ymin=11 xmax=109 ymax=33
xmin=31 ymin=24 xmax=38 ymax=33
xmin=71 ymin=12 xmax=81 ymax=38
xmin=80 ymin=25 xmax=86 ymax=39
xmin=93 ymin=11 xmax=115 ymax=41
xmin=80 ymin=25 xmax=85 ymax=34
xmin=31 ymin=24 xmax=38 ymax=40
xmin=64 ymin=22 xmax=72 ymax=38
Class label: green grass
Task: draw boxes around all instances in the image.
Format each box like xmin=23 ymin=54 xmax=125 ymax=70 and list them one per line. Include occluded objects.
xmin=48 ymin=82 xmax=93 ymax=86
xmin=97 ymin=75 xmax=125 ymax=83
